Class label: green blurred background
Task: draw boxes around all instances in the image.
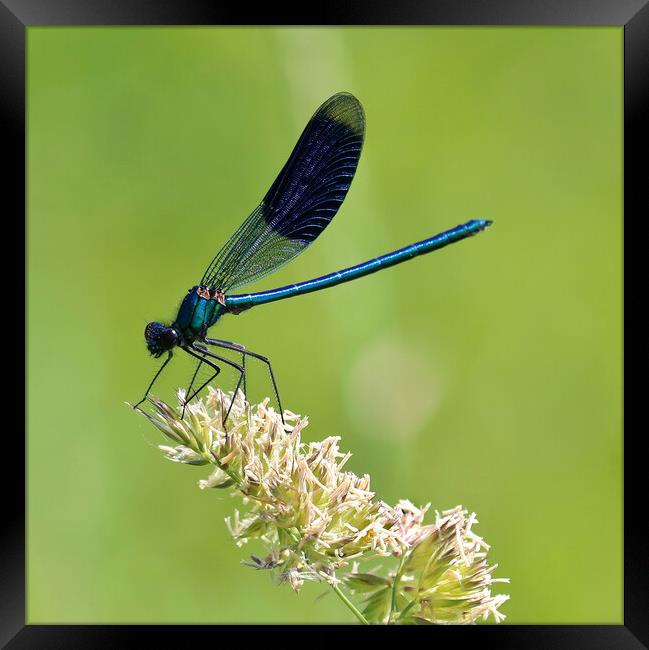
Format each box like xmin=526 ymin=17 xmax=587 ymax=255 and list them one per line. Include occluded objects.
xmin=27 ymin=27 xmax=622 ymax=623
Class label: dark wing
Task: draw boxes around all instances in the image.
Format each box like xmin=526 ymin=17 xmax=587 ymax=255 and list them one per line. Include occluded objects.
xmin=201 ymin=92 xmax=365 ymax=292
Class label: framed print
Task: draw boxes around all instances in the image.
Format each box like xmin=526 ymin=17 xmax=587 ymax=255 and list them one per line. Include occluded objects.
xmin=5 ymin=0 xmax=645 ymax=645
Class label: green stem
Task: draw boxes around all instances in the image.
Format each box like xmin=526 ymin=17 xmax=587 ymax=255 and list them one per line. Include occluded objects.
xmin=388 ymin=552 xmax=407 ymax=624
xmin=284 ymin=527 xmax=368 ymax=625
xmin=397 ymin=599 xmax=417 ymax=622
xmin=205 ymin=423 xmax=365 ymax=625
xmin=331 ymin=583 xmax=369 ymax=625
xmin=212 ymin=463 xmax=368 ymax=630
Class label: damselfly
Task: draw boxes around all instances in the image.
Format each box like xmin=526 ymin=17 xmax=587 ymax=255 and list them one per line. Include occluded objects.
xmin=134 ymin=93 xmax=492 ymax=421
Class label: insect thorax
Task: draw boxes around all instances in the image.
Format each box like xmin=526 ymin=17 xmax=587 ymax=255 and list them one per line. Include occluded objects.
xmin=172 ymin=285 xmax=225 ymax=341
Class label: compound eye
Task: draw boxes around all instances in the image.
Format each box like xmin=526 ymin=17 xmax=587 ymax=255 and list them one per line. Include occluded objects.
xmin=145 ymin=322 xmax=160 ymax=340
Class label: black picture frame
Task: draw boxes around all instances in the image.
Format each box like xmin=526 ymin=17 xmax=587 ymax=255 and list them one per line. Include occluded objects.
xmin=6 ymin=0 xmax=644 ymax=646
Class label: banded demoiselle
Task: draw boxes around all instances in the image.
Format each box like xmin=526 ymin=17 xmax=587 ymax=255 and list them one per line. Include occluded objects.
xmin=135 ymin=92 xmax=492 ymax=421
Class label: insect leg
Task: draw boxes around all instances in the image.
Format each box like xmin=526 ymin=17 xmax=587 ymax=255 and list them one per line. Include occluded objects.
xmin=133 ymin=351 xmax=173 ymax=411
xmin=203 ymin=338 xmax=284 ymax=424
xmin=242 ymin=351 xmax=247 ymax=398
xmin=179 ymin=352 xmax=221 ymax=420
xmin=185 ymin=357 xmax=205 ymax=406
xmin=186 ymin=344 xmax=246 ymax=426
xmin=182 ymin=347 xmax=221 ymax=408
